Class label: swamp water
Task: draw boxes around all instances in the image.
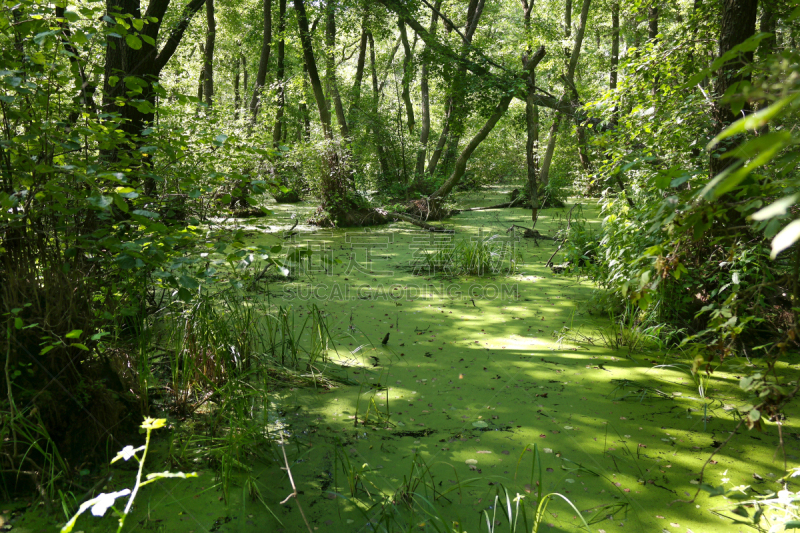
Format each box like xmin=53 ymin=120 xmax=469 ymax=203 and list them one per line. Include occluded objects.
xmin=7 ymin=191 xmax=800 ymax=533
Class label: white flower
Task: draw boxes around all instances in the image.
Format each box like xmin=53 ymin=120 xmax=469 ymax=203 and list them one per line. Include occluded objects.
xmin=111 ymin=445 xmax=144 ymax=464
xmin=120 ymin=446 xmax=136 ymax=460
xmin=777 ymin=489 xmax=794 ymax=506
xmin=90 ymin=489 xmax=131 ymax=517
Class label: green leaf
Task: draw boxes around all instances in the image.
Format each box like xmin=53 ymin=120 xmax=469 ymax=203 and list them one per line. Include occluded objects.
xmin=132 ymin=18 xmax=144 ymax=31
xmin=64 ymin=10 xmax=80 ymax=22
xmin=66 ymin=329 xmax=83 ymax=339
xmin=40 ymin=345 xmax=55 ymax=355
xmin=88 ymin=194 xmax=113 ymax=209
xmin=708 ymin=94 xmax=800 ymax=150
xmin=770 ymin=219 xmax=800 ymax=259
xmin=751 ymin=194 xmax=797 ymax=221
xmin=125 ymin=34 xmax=142 ymax=50
xmin=131 ymin=209 xmax=160 ymax=219
xmin=179 ymin=275 xmax=199 ymax=290
xmin=71 ymin=343 xmax=89 ymax=351
xmin=14 ymin=317 xmax=23 ymax=329
xmin=34 ymin=30 xmax=59 ymax=45
xmin=213 ymin=134 xmax=229 ymax=147
xmin=722 ymin=131 xmax=793 ymax=160
xmin=113 ymin=194 xmax=129 ymax=213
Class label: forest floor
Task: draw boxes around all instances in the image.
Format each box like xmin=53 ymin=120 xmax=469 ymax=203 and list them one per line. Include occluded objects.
xmin=6 ymin=186 xmax=800 ymax=533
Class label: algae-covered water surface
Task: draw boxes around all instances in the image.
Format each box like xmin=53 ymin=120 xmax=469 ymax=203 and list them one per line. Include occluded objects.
xmin=8 ymin=193 xmax=800 ymax=533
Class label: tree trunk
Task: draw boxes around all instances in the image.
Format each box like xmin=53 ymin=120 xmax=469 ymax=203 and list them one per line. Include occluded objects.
xmin=709 ymin=0 xmax=758 ymax=177
xmin=430 ymin=0 xmax=485 ymax=178
xmin=648 ymin=5 xmax=659 ymax=40
xmin=242 ymin=52 xmax=248 ymax=100
xmin=249 ymin=0 xmax=272 ymax=121
xmin=325 ymin=1 xmax=349 ymax=139
xmin=522 ymin=0 xmax=541 ymax=223
xmin=759 ymin=4 xmax=775 ymax=60
xmin=197 ymin=44 xmax=205 ymax=103
xmin=203 ymin=0 xmax=215 ymax=107
xmin=368 ymin=31 xmax=393 ymax=180
xmin=346 ymin=14 xmax=368 ymax=128
xmin=429 ymin=94 xmax=514 ymax=202
xmin=539 ymin=112 xmax=560 ymax=187
xmin=398 ymin=18 xmax=415 ymax=134
xmin=295 ymin=0 xmax=332 ymax=139
xmin=233 ymin=46 xmax=241 ymax=121
xmin=300 ymin=62 xmax=311 ymax=141
xmin=414 ymin=0 xmax=441 ymax=182
xmin=610 ymin=2 xmax=619 ymax=92
xmin=102 ymin=0 xmax=206 ymax=195
xmin=272 ymin=0 xmax=286 ymax=146
xmin=295 ymin=0 xmax=356 ymax=219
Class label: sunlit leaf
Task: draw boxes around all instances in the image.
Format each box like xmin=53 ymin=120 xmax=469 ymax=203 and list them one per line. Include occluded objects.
xmin=770 ymin=219 xmax=800 ymax=259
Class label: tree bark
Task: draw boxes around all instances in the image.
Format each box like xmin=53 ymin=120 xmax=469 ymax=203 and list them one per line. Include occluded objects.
xmin=300 ymin=62 xmax=311 ymax=140
xmin=709 ymin=0 xmax=758 ymax=176
xmin=398 ymin=17 xmax=415 ymax=134
xmin=233 ymin=44 xmax=241 ymax=120
xmin=272 ymin=0 xmax=286 ymax=146
xmin=295 ymin=0 xmax=332 ymax=139
xmin=414 ymin=0 xmax=441 ymax=180
xmin=611 ymin=2 xmax=619 ymax=92
xmin=368 ymin=31 xmax=393 ymax=180
xmin=539 ymin=112 xmax=561 ymax=187
xmin=203 ymin=0 xmax=215 ymax=107
xmin=249 ymin=0 xmax=272 ymax=121
xmin=346 ymin=14 xmax=368 ymax=128
xmin=325 ymin=1 xmax=349 ymax=139
xmin=522 ymin=0 xmax=541 ymax=223
xmin=197 ymin=43 xmax=205 ymax=103
xmin=648 ymin=4 xmax=659 ymax=40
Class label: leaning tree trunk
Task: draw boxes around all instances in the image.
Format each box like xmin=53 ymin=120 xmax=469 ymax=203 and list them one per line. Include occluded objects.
xmin=539 ymin=110 xmax=561 ymax=187
xmin=428 ymin=94 xmax=514 ymax=205
xmin=430 ymin=0 xmax=485 ymax=178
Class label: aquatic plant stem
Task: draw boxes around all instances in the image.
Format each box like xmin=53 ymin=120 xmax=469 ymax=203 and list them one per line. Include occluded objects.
xmin=279 ymin=439 xmax=313 ymax=533
xmin=119 ymin=425 xmax=154 ymax=532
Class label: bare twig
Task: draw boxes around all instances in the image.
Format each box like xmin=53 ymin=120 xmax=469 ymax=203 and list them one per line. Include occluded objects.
xmin=278 ymin=440 xmax=313 ymax=533
xmin=546 ymin=203 xmax=579 ymax=267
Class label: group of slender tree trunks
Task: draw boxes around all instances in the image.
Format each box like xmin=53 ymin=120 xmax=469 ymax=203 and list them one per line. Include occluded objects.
xmin=98 ymin=0 xmax=765 ymax=224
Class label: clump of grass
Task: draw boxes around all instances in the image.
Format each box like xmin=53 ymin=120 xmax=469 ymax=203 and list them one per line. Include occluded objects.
xmin=415 ymin=234 xmax=521 ymax=277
